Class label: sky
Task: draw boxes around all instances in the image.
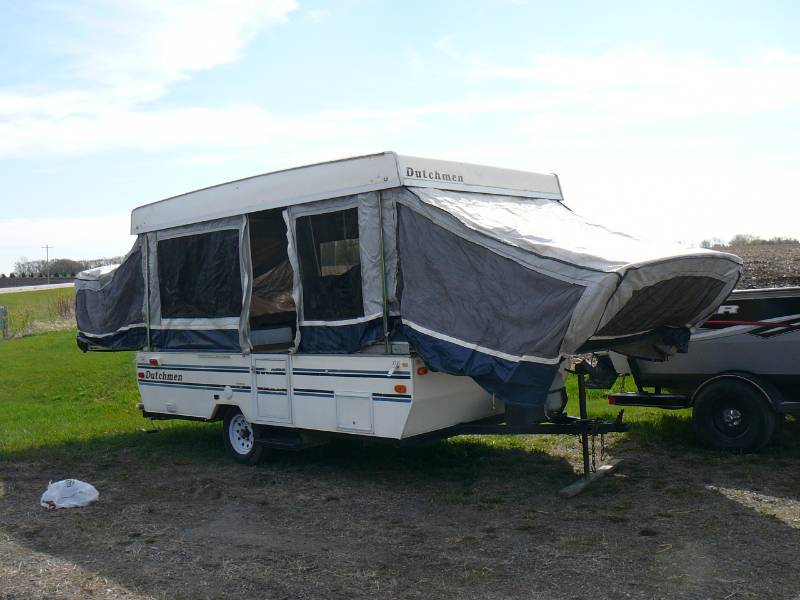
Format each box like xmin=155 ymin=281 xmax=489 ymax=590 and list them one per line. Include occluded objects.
xmin=1 ymin=0 xmax=799 ymax=274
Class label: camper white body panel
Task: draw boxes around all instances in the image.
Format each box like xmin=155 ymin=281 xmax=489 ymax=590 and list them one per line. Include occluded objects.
xmin=135 ymin=351 xmax=497 ymax=439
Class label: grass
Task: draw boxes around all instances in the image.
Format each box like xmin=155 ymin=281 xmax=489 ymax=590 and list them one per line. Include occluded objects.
xmin=0 ymin=290 xmax=795 ymax=470
xmin=0 ymin=327 xmax=697 ymax=468
xmin=0 ymin=328 xmax=221 ymax=463
xmin=0 ymin=286 xmax=74 ymax=335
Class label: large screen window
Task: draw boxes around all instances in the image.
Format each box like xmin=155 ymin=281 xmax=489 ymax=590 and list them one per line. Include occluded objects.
xmin=157 ymin=229 xmax=242 ymax=319
xmin=296 ymin=208 xmax=363 ymax=321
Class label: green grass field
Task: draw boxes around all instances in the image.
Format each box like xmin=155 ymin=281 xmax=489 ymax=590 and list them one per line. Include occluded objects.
xmin=0 ymin=328 xmax=222 ymax=463
xmin=0 ymin=327 xmax=697 ymax=465
xmin=1 ymin=289 xmax=795 ymax=468
xmin=0 ymin=286 xmax=74 ymax=334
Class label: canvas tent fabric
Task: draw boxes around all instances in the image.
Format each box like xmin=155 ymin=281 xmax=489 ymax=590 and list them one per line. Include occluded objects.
xmin=145 ymin=215 xmax=251 ymax=352
xmin=402 ymin=187 xmax=741 ymax=353
xmin=385 ymin=187 xmax=741 ymax=406
xmin=76 ymin=181 xmax=741 ymax=409
xmin=284 ymin=192 xmax=385 ymax=354
xmin=75 ymin=238 xmax=146 ymax=350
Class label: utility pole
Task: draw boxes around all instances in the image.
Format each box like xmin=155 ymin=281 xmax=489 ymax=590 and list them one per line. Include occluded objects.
xmin=42 ymin=244 xmax=53 ymax=284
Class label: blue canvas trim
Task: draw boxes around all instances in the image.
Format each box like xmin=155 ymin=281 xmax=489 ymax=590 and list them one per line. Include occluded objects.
xmin=400 ymin=324 xmax=558 ymax=407
xmin=78 ymin=327 xmax=146 ymax=351
xmin=298 ymin=318 xmax=383 ymax=354
xmin=151 ymin=328 xmax=240 ymax=351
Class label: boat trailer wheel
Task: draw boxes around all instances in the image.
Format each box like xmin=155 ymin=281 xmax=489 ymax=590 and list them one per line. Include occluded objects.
xmin=692 ymin=378 xmax=776 ymax=451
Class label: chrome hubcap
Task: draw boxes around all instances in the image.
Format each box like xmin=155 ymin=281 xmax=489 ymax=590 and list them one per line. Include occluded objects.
xmin=722 ymin=408 xmax=743 ymax=428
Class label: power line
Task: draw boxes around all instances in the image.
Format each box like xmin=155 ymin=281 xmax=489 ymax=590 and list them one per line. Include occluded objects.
xmin=42 ymin=244 xmax=53 ymax=284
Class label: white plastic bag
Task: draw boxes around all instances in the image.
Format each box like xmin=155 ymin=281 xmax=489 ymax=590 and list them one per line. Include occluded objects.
xmin=40 ymin=479 xmax=99 ymax=509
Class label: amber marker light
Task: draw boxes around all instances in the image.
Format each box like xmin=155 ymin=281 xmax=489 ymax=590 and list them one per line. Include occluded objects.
xmin=417 ymin=367 xmax=428 ymax=376
xmin=394 ymin=384 xmax=407 ymax=394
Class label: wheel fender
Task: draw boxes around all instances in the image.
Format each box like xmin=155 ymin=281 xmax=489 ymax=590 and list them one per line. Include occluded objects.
xmin=210 ymin=402 xmax=238 ymax=421
xmin=691 ymin=372 xmax=782 ymax=412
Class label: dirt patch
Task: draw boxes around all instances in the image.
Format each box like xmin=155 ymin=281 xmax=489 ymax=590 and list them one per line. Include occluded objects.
xmin=719 ymin=243 xmax=800 ymax=289
xmin=1 ymin=433 xmax=799 ymax=599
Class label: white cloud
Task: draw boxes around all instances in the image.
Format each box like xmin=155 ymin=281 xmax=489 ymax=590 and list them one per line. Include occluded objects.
xmin=305 ymin=8 xmax=330 ymax=22
xmin=0 ymin=0 xmax=298 ymax=156
xmin=0 ymin=103 xmax=420 ymax=158
xmin=470 ymin=48 xmax=800 ymax=129
xmin=4 ymin=43 xmax=800 ymax=159
xmin=2 ymin=23 xmax=799 ymax=256
xmin=49 ymin=0 xmax=297 ymax=100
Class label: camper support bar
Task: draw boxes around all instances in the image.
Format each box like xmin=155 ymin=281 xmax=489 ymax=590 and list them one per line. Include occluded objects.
xmin=377 ymin=191 xmax=391 ymax=354
xmin=579 ymin=372 xmax=591 ymax=477
xmin=143 ymin=235 xmax=152 ymax=352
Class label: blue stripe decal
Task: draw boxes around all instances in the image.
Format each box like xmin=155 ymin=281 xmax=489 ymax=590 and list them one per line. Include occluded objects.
xmin=138 ymin=382 xmax=410 ymax=403
xmin=137 ymin=364 xmax=250 ymax=373
xmin=293 ymin=368 xmax=411 ymax=375
xmin=294 ymin=391 xmax=335 ymax=398
xmin=138 ymin=381 xmax=251 ymax=393
xmin=292 ymin=368 xmax=411 ymax=379
xmin=373 ymin=394 xmax=412 ymax=403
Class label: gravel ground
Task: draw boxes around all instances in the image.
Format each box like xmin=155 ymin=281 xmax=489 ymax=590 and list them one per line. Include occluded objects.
xmin=1 ymin=429 xmax=799 ymax=600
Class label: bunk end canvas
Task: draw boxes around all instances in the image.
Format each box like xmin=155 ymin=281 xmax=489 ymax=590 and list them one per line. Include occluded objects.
xmin=390 ymin=187 xmax=741 ymax=407
xmin=75 ymin=238 xmax=146 ymax=351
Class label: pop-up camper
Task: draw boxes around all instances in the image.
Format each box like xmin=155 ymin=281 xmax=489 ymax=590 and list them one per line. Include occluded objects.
xmin=75 ymin=153 xmax=741 ymax=472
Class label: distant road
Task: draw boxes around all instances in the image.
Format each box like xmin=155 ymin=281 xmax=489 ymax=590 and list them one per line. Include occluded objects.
xmin=0 ymin=282 xmax=73 ymax=295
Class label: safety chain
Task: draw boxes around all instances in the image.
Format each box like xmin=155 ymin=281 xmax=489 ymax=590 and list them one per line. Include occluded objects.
xmin=590 ymin=431 xmax=597 ymax=473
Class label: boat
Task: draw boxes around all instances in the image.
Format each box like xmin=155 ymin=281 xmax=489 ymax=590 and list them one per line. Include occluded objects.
xmin=608 ymin=286 xmax=800 ymax=449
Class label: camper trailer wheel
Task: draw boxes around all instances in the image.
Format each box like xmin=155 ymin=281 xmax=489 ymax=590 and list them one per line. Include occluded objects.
xmin=692 ymin=379 xmax=776 ymax=451
xmin=222 ymin=408 xmax=266 ymax=465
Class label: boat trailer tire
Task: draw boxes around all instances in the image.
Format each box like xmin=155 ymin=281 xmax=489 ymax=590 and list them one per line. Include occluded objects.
xmin=222 ymin=407 xmax=266 ymax=465
xmin=692 ymin=378 xmax=776 ymax=451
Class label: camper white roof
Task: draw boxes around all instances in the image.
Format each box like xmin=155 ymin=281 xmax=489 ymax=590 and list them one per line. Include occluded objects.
xmin=130 ymin=152 xmax=563 ymax=234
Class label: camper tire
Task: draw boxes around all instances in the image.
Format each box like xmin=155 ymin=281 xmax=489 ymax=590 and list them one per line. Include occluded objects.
xmin=692 ymin=378 xmax=776 ymax=451
xmin=222 ymin=407 xmax=266 ymax=465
